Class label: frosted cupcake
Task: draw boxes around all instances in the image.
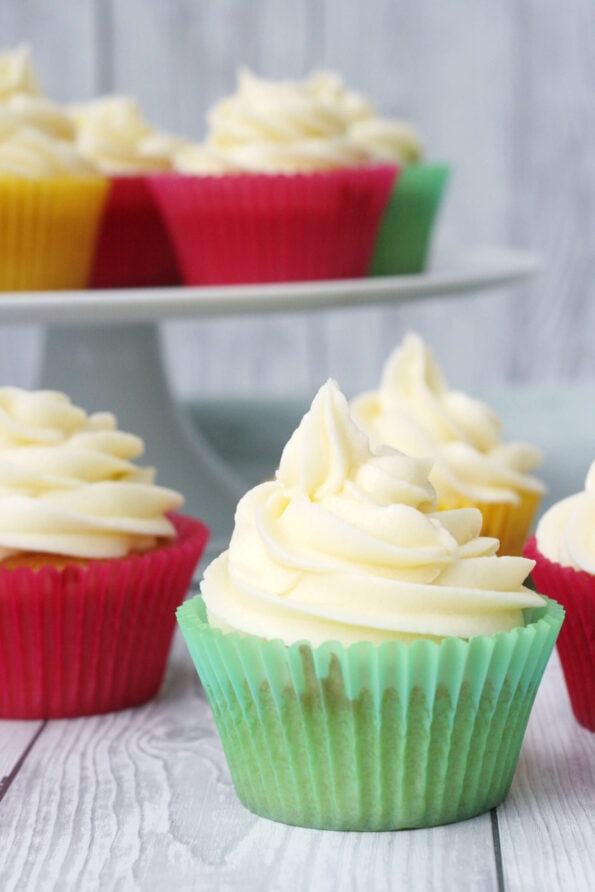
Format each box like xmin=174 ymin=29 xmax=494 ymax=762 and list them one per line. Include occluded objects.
xmin=0 ymin=387 xmax=209 ymax=719
xmin=0 ymin=46 xmax=108 ymax=291
xmin=177 ymin=380 xmax=562 ymax=830
xmin=524 ymin=463 xmax=595 ymax=730
xmin=305 ymin=71 xmax=449 ymax=276
xmin=69 ymin=94 xmax=186 ymax=287
xmin=150 ymin=69 xmax=397 ymax=285
xmin=352 ymin=333 xmax=545 ymax=555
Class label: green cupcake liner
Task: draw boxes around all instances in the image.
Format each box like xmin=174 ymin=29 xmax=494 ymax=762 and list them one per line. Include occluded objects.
xmin=368 ymin=162 xmax=450 ymax=276
xmin=177 ymin=596 xmax=563 ymax=831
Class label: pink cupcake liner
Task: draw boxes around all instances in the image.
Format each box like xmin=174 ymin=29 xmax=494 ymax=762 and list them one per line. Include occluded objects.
xmin=0 ymin=514 xmax=209 ymax=719
xmin=149 ymin=165 xmax=398 ymax=285
xmin=524 ymin=537 xmax=594 ymax=730
xmin=91 ymin=175 xmax=181 ymax=288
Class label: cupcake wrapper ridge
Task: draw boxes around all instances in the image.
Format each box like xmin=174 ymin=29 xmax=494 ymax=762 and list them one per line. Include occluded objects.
xmin=177 ymin=595 xmax=562 ymax=830
xmin=368 ymin=162 xmax=450 ymax=276
xmin=0 ymin=175 xmax=109 ymax=291
xmin=0 ymin=514 xmax=209 ymax=719
xmin=524 ymin=537 xmax=594 ymax=731
xmin=149 ymin=165 xmax=398 ymax=285
xmin=91 ymin=175 xmax=181 ymax=288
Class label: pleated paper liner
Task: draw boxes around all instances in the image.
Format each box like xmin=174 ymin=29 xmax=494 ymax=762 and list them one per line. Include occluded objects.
xmin=0 ymin=514 xmax=209 ymax=719
xmin=177 ymin=595 xmax=563 ymax=830
xmin=148 ymin=164 xmax=398 ymax=285
xmin=438 ymin=490 xmax=542 ymax=557
xmin=0 ymin=175 xmax=109 ymax=291
xmin=368 ymin=162 xmax=450 ymax=276
xmin=91 ymin=175 xmax=181 ymax=288
xmin=524 ymin=537 xmax=594 ymax=731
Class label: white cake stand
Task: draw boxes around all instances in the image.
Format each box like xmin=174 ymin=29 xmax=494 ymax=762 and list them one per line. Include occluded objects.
xmin=0 ymin=246 xmax=539 ymax=554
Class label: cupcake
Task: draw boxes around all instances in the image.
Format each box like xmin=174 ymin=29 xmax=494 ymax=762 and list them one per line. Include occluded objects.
xmin=524 ymin=463 xmax=595 ymax=731
xmin=351 ymin=333 xmax=545 ymax=555
xmin=0 ymin=387 xmax=209 ymax=719
xmin=306 ymin=71 xmax=450 ymax=276
xmin=0 ymin=47 xmax=108 ymax=291
xmin=150 ymin=69 xmax=398 ymax=285
xmin=177 ymin=380 xmax=562 ymax=831
xmin=69 ymin=94 xmax=186 ymax=288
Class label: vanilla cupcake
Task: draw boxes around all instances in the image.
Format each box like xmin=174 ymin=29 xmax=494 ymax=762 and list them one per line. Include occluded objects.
xmin=177 ymin=380 xmax=562 ymax=830
xmin=150 ymin=69 xmax=397 ymax=285
xmin=0 ymin=46 xmax=108 ymax=291
xmin=524 ymin=462 xmax=595 ymax=730
xmin=304 ymin=69 xmax=448 ymax=276
xmin=0 ymin=387 xmax=209 ymax=718
xmin=352 ymin=333 xmax=545 ymax=554
xmin=69 ymin=94 xmax=186 ymax=287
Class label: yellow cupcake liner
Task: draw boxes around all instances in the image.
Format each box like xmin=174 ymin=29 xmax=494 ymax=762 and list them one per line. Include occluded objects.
xmin=0 ymin=175 xmax=109 ymax=291
xmin=438 ymin=490 xmax=542 ymax=556
xmin=178 ymin=595 xmax=563 ymax=830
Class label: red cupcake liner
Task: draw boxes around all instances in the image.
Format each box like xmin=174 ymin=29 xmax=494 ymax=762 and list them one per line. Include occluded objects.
xmin=524 ymin=537 xmax=594 ymax=730
xmin=91 ymin=175 xmax=181 ymax=288
xmin=0 ymin=514 xmax=209 ymax=719
xmin=149 ymin=165 xmax=398 ymax=285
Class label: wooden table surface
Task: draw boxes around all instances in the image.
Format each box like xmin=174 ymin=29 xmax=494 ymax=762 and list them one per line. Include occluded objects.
xmin=0 ymin=625 xmax=593 ymax=892
xmin=1 ymin=389 xmax=594 ymax=892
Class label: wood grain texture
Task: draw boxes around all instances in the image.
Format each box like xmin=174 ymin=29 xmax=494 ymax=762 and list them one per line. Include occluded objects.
xmin=1 ymin=628 xmax=592 ymax=891
xmin=498 ymin=652 xmax=595 ymax=892
xmin=0 ymin=632 xmax=500 ymax=892
xmin=0 ymin=721 xmax=43 ymax=788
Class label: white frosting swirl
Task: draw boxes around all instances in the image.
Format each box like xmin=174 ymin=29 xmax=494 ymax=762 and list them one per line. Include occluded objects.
xmin=69 ymin=95 xmax=186 ymax=173
xmin=0 ymin=126 xmax=95 ymax=176
xmin=347 ymin=117 xmax=423 ymax=163
xmin=352 ymin=333 xmax=545 ymax=506
xmin=0 ymin=45 xmax=41 ymax=100
xmin=0 ymin=388 xmax=183 ymax=560
xmin=202 ymin=380 xmax=542 ymax=647
xmin=174 ymin=69 xmax=403 ymax=174
xmin=4 ymin=93 xmax=75 ymax=140
xmin=535 ymin=462 xmax=595 ymax=573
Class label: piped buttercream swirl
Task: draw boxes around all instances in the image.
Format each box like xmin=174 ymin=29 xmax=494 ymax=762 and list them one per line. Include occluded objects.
xmin=202 ymin=380 xmax=542 ymax=646
xmin=0 ymin=388 xmax=182 ymax=560
xmin=69 ymin=95 xmax=188 ymax=173
xmin=173 ymin=68 xmax=421 ymax=174
xmin=536 ymin=462 xmax=595 ymax=573
xmin=351 ymin=333 xmax=545 ymax=507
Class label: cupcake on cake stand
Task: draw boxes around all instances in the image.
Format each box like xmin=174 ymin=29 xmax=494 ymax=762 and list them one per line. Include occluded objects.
xmin=0 ymin=245 xmax=539 ymax=557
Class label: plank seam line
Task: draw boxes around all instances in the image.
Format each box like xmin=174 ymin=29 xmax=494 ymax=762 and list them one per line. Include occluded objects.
xmin=490 ymin=807 xmax=506 ymax=892
xmin=0 ymin=722 xmax=47 ymax=805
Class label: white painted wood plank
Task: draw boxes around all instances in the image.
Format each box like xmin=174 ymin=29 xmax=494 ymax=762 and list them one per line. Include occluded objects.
xmin=0 ymin=630 xmax=498 ymax=891
xmin=497 ymin=651 xmax=595 ymax=892
xmin=507 ymin=0 xmax=595 ymax=384
xmin=0 ymin=721 xmax=43 ymax=784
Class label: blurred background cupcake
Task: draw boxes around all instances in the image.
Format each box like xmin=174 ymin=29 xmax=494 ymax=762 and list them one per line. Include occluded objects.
xmin=351 ymin=332 xmax=545 ymax=554
xmin=524 ymin=463 xmax=595 ymax=731
xmin=308 ymin=71 xmax=450 ymax=275
xmin=0 ymin=386 xmax=209 ymax=719
xmin=150 ymin=69 xmax=398 ymax=285
xmin=178 ymin=380 xmax=562 ymax=831
xmin=0 ymin=45 xmax=108 ymax=291
xmin=68 ymin=93 xmax=186 ymax=288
